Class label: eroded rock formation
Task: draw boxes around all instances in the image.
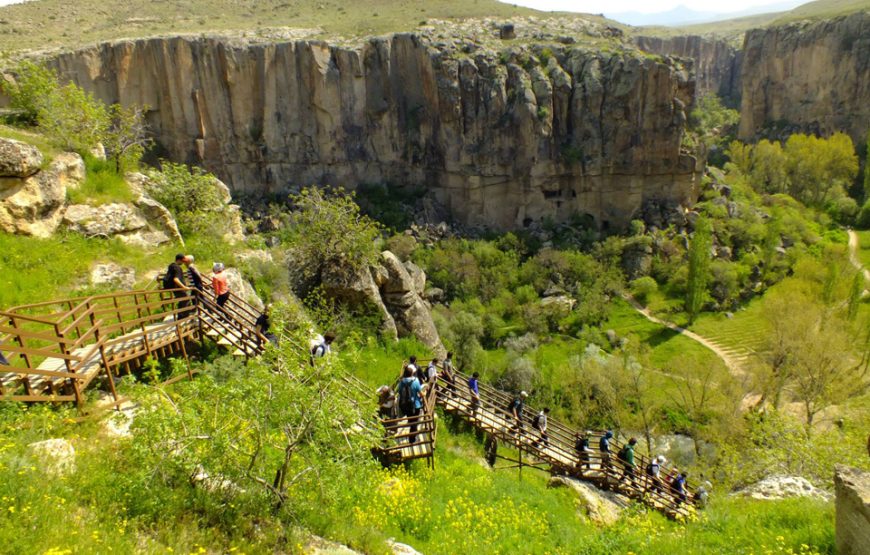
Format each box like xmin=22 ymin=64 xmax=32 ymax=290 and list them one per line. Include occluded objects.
xmin=835 ymin=465 xmax=870 ymax=555
xmin=739 ymin=11 xmax=870 ymax=143
xmin=47 ymin=34 xmax=699 ymax=231
xmin=634 ymin=35 xmax=741 ymax=102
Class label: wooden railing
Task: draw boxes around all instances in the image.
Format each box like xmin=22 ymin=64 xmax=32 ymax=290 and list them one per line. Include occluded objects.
xmin=436 ymin=368 xmax=695 ymax=519
xmin=373 ymin=366 xmax=439 ymax=466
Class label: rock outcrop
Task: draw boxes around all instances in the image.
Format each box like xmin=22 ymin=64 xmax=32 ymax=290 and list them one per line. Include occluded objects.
xmin=0 ymin=137 xmax=43 ymax=177
xmin=48 ymin=34 xmax=699 ymax=231
xmin=0 ymin=151 xmax=85 ymax=237
xmin=548 ymin=475 xmax=628 ymax=525
xmin=835 ymin=465 xmax=870 ymax=555
xmin=634 ymin=35 xmax=741 ymax=102
xmin=221 ymin=267 xmax=264 ymax=312
xmin=90 ymin=262 xmax=136 ymax=289
xmin=738 ymin=11 xmax=870 ymax=143
xmin=737 ymin=475 xmax=833 ymax=502
xmin=26 ymin=438 xmax=76 ymax=477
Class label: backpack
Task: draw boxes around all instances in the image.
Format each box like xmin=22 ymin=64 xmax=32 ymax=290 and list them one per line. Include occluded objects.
xmin=398 ymin=379 xmax=414 ymax=414
xmin=162 ymin=264 xmax=175 ymax=289
xmin=646 ymin=463 xmax=656 ymax=476
xmin=532 ymin=413 xmax=542 ymax=430
xmin=618 ymin=445 xmax=630 ymax=461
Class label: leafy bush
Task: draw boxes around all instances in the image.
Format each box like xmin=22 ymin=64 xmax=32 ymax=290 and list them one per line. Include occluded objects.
xmin=0 ymin=60 xmax=56 ymax=124
xmin=629 ymin=276 xmax=658 ymax=304
xmin=145 ymin=161 xmax=231 ymax=238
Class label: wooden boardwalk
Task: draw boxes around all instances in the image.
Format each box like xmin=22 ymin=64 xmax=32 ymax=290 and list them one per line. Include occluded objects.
xmin=436 ymin=369 xmax=696 ymax=519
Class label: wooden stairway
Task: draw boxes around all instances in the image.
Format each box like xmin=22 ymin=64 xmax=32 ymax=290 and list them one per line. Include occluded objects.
xmin=0 ymin=286 xmax=267 ymax=407
xmin=436 ymin=369 xmax=696 ymax=520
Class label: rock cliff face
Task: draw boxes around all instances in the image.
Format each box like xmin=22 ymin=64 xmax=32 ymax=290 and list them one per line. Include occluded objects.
xmin=739 ymin=11 xmax=870 ymax=143
xmin=47 ymin=35 xmax=699 ymax=231
xmin=634 ymin=35 xmax=741 ymax=103
xmin=834 ymin=465 xmax=870 ymax=555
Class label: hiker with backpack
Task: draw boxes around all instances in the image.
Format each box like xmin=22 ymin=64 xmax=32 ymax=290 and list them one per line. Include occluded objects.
xmin=397 ymin=366 xmax=423 ymax=444
xmin=255 ymin=304 xmax=278 ymax=347
xmin=694 ymin=480 xmax=711 ymax=508
xmin=618 ymin=438 xmax=638 ymax=487
xmin=507 ymin=391 xmax=528 ymax=433
xmin=310 ymin=332 xmax=335 ymax=366
xmin=163 ymin=254 xmax=193 ymax=319
xmin=599 ymin=430 xmax=614 ymax=475
xmin=646 ymin=455 xmax=666 ymax=495
xmin=575 ymin=431 xmax=592 ymax=471
xmin=532 ymin=407 xmax=550 ymax=448
xmin=467 ymin=372 xmax=480 ymax=418
xmin=673 ymin=472 xmax=688 ymax=505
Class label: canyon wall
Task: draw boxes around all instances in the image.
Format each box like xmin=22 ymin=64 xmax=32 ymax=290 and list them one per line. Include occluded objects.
xmin=634 ymin=35 xmax=741 ymax=103
xmin=739 ymin=11 xmax=870 ymax=143
xmin=47 ymin=35 xmax=698 ymax=231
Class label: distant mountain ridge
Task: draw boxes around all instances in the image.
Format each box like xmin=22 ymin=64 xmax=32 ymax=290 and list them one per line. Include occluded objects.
xmin=606 ymin=0 xmax=808 ymax=27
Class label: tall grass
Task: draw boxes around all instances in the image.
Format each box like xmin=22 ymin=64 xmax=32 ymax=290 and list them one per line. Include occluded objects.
xmin=66 ymin=156 xmax=133 ymax=205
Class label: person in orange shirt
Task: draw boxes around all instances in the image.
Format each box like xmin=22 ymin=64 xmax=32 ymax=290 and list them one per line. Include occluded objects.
xmin=212 ymin=262 xmax=231 ymax=308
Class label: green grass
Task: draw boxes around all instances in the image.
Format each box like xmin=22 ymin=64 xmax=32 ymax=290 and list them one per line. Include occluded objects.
xmin=0 ymin=0 xmax=611 ymax=52
xmin=67 ymin=156 xmax=134 ymax=205
xmin=604 ymin=298 xmax=729 ymax=372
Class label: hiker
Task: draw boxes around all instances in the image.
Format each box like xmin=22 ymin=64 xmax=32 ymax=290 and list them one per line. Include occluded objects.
xmin=377 ymin=385 xmax=396 ymax=419
xmin=532 ymin=407 xmax=550 ymax=448
xmin=646 ymin=455 xmax=666 ymax=495
xmin=694 ymin=480 xmax=712 ymax=508
xmin=599 ymin=430 xmax=614 ymax=475
xmin=441 ymin=351 xmax=457 ymax=395
xmin=163 ymin=253 xmax=192 ymax=319
xmin=184 ymin=255 xmax=204 ymax=291
xmin=575 ymin=431 xmax=591 ymax=471
xmin=618 ymin=438 xmax=638 ymax=486
xmin=507 ymin=391 xmax=528 ymax=433
xmin=0 ymin=351 xmax=9 ymax=366
xmin=397 ymin=366 xmax=423 ymax=444
xmin=255 ymin=304 xmax=278 ymax=347
xmin=310 ymin=332 xmax=335 ymax=365
xmin=426 ymin=358 xmax=439 ymax=384
xmin=673 ymin=472 xmax=688 ymax=504
xmin=468 ymin=372 xmax=481 ymax=418
xmin=212 ymin=263 xmax=230 ymax=308
xmin=404 ymin=355 xmax=422 ymax=385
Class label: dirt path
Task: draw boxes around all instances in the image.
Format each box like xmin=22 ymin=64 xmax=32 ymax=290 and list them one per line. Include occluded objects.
xmin=847 ymin=229 xmax=870 ymax=289
xmin=622 ymin=295 xmax=747 ymax=379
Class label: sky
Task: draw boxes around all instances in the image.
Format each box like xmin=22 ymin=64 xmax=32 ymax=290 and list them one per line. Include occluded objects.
xmin=503 ymin=0 xmax=804 ymax=14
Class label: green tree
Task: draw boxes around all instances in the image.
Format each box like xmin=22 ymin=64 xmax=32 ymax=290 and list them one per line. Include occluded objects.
xmin=103 ymin=103 xmax=152 ymax=173
xmin=864 ymin=131 xmax=870 ymax=202
xmin=144 ymin=161 xmax=229 ymax=237
xmin=283 ymin=187 xmax=382 ymax=294
xmin=847 ymin=271 xmax=864 ymax=321
xmin=686 ymin=216 xmax=713 ymax=322
xmin=38 ymin=82 xmax=110 ymax=153
xmin=784 ymin=132 xmax=858 ymax=206
xmin=749 ymin=139 xmax=789 ymax=194
xmin=0 ymin=60 xmax=56 ymax=124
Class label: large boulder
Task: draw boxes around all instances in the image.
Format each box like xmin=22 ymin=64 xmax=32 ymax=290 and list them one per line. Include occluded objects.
xmin=90 ymin=262 xmax=136 ymax=289
xmin=63 ymin=202 xmax=148 ymax=236
xmin=380 ymin=251 xmax=444 ymax=355
xmin=548 ymin=475 xmax=628 ymax=525
xmin=737 ymin=475 xmax=832 ymax=501
xmin=220 ymin=267 xmax=264 ymax=312
xmin=27 ymin=438 xmax=75 ymax=477
xmin=126 ymin=171 xmax=184 ymax=244
xmin=0 ymin=152 xmax=84 ymax=237
xmin=321 ymin=262 xmax=398 ymax=340
xmin=0 ymin=137 xmax=43 ymax=177
xmin=835 ymin=465 xmax=870 ymax=555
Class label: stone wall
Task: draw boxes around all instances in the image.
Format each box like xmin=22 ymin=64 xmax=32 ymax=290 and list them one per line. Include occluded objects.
xmin=45 ymin=34 xmax=699 ymax=231
xmin=738 ymin=11 xmax=870 ymax=143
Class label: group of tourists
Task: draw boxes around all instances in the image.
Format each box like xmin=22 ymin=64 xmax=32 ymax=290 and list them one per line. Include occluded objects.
xmin=163 ymin=253 xmax=231 ymax=317
xmin=377 ymin=355 xmax=705 ymax=507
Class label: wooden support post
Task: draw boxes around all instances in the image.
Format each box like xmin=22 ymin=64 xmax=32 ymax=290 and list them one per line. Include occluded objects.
xmin=112 ymin=296 xmax=125 ymax=335
xmin=9 ymin=316 xmax=34 ymax=396
xmin=95 ymin=327 xmax=118 ymax=406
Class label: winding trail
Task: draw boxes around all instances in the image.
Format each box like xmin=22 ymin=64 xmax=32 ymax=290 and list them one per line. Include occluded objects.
xmin=622 ymin=295 xmax=747 ymax=379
